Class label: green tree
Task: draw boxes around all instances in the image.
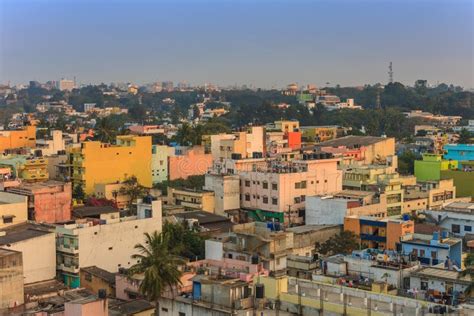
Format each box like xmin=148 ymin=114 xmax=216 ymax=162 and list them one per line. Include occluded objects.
xmin=162 ymin=222 xmax=206 ymax=260
xmin=458 ymin=128 xmax=473 ymax=144
xmin=119 ymin=176 xmax=147 ymax=212
xmin=398 ymin=151 xmax=418 ymax=175
xmin=94 ymin=117 xmax=118 ymax=143
xmin=73 ymin=185 xmax=85 ymax=202
xmin=129 ymin=232 xmax=185 ymax=315
xmin=315 ymin=231 xmax=359 ymax=256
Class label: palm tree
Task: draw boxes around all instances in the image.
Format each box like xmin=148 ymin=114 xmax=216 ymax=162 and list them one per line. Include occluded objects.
xmin=94 ymin=117 xmax=117 ymax=143
xmin=129 ymin=231 xmax=185 ymax=316
xmin=119 ymin=176 xmax=147 ymax=213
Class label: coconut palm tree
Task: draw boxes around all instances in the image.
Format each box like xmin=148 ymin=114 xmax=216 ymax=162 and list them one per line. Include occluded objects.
xmin=128 ymin=231 xmax=185 ymax=316
xmin=119 ymin=176 xmax=147 ymax=213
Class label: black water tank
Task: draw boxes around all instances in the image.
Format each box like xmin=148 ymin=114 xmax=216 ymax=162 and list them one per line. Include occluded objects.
xmin=98 ymin=289 xmax=107 ymax=299
xmin=251 ymin=255 xmax=259 ymax=264
xmin=255 ymin=284 xmax=264 ymax=299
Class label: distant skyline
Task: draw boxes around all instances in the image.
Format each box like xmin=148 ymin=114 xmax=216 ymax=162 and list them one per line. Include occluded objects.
xmin=1 ymin=0 xmax=473 ymax=88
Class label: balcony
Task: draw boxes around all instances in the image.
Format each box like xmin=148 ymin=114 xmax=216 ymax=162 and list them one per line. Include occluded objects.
xmin=360 ymin=234 xmax=386 ymax=243
xmin=58 ymin=263 xmax=80 ymax=274
xmin=57 ymin=243 xmax=79 ymax=254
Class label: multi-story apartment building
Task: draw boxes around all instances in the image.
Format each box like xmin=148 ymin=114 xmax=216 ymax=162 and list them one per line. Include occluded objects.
xmin=7 ymin=180 xmax=72 ymax=223
xmin=167 ymin=187 xmax=215 ymax=213
xmin=404 ymin=179 xmax=456 ymax=211
xmin=70 ymin=135 xmax=152 ymax=194
xmin=344 ymin=215 xmax=414 ymax=250
xmin=57 ymin=79 xmax=75 ymax=91
xmin=0 ymin=126 xmax=36 ymax=153
xmin=56 ymin=199 xmax=162 ymax=288
xmin=0 ymin=155 xmax=49 ymax=182
xmin=238 ymin=155 xmax=342 ymax=224
xmin=414 ymin=153 xmax=458 ymax=181
xmin=203 ymin=173 xmax=240 ymax=216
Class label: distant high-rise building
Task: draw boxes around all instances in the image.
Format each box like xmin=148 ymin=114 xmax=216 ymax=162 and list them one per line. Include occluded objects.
xmin=58 ymin=79 xmax=75 ymax=91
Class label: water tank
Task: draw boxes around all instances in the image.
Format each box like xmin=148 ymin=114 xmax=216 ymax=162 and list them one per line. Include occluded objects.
xmin=251 ymin=255 xmax=259 ymax=264
xmin=402 ymin=214 xmax=410 ymax=221
xmin=98 ymin=289 xmax=107 ymax=299
xmin=441 ymin=231 xmax=448 ymax=239
xmin=255 ymin=284 xmax=265 ymax=299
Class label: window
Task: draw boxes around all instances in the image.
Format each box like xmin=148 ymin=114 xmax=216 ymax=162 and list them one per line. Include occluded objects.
xmin=452 ymin=224 xmax=461 ymax=234
xmin=295 ymin=182 xmax=301 ymax=189
xmin=245 ymin=180 xmax=250 ymax=187
xmin=294 ymin=197 xmax=301 ymax=203
xmin=419 ymin=249 xmax=425 ymax=257
xmin=263 ymin=181 xmax=268 ymax=189
xmin=272 ymin=197 xmax=278 ymax=205
xmin=272 ymin=183 xmax=278 ymax=190
xmin=2 ymin=216 xmax=13 ymax=224
xmin=431 ymin=251 xmax=437 ymax=259
xmin=162 ymin=308 xmax=169 ymax=312
xmin=301 ymin=181 xmax=307 ymax=188
xmin=421 ymin=280 xmax=428 ymax=290
xmin=263 ymin=196 xmax=268 ymax=204
xmin=245 ymin=194 xmax=250 ymax=201
xmin=301 ymin=195 xmax=306 ymax=202
xmin=179 ymin=313 xmax=186 ymax=316
xmin=465 ymin=226 xmax=472 ymax=232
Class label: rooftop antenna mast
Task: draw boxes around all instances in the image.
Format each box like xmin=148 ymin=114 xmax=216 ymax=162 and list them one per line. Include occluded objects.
xmin=388 ymin=62 xmax=393 ymax=84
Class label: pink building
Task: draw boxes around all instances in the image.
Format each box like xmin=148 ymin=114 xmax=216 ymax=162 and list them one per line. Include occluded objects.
xmin=64 ymin=297 xmax=108 ymax=316
xmin=7 ymin=180 xmax=72 ymax=223
xmin=168 ymin=146 xmax=213 ymax=180
xmin=239 ymin=157 xmax=342 ymax=224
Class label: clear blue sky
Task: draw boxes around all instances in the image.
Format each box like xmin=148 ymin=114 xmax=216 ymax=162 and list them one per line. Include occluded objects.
xmin=1 ymin=0 xmax=473 ymax=88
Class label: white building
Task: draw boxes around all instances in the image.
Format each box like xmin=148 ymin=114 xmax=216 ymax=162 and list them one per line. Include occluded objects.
xmin=423 ymin=202 xmax=474 ymax=237
xmin=56 ymin=199 xmax=162 ymax=288
xmin=35 ymin=130 xmax=66 ymax=156
xmin=0 ymin=222 xmax=56 ymax=284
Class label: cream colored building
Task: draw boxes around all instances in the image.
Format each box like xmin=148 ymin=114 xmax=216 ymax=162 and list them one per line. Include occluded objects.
xmin=0 ymin=192 xmax=28 ymax=228
xmin=167 ymin=187 xmax=215 ymax=213
xmin=94 ymin=182 xmax=130 ymax=210
xmin=404 ymin=179 xmax=456 ymax=211
xmin=56 ymin=199 xmax=162 ymax=288
xmin=203 ymin=173 xmax=240 ymax=216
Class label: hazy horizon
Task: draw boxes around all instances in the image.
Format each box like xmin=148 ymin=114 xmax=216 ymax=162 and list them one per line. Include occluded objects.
xmin=1 ymin=0 xmax=473 ymax=89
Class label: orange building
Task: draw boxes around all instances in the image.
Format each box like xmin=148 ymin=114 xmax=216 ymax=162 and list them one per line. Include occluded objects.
xmin=0 ymin=126 xmax=36 ymax=153
xmin=168 ymin=146 xmax=213 ymax=180
xmin=344 ymin=215 xmax=414 ymax=250
xmin=285 ymin=131 xmax=302 ymax=150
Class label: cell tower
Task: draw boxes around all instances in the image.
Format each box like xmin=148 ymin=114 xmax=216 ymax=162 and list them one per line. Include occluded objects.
xmin=388 ymin=62 xmax=393 ymax=84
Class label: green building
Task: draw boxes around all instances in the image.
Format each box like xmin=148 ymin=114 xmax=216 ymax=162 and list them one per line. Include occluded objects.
xmin=414 ymin=154 xmax=458 ymax=181
xmin=441 ymin=161 xmax=474 ymax=198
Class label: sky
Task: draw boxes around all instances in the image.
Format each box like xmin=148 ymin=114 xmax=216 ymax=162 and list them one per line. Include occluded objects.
xmin=0 ymin=0 xmax=473 ymax=88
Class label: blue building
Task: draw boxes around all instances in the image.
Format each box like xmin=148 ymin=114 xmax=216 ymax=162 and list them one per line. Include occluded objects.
xmin=400 ymin=232 xmax=462 ymax=268
xmin=444 ymin=144 xmax=474 ymax=165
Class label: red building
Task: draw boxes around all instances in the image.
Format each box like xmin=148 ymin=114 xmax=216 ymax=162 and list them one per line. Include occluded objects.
xmin=285 ymin=131 xmax=302 ymax=150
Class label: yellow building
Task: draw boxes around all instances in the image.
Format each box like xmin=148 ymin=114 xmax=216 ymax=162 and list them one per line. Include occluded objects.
xmin=404 ymin=179 xmax=456 ymax=211
xmin=300 ymin=125 xmax=340 ymax=143
xmin=0 ymin=126 xmax=36 ymax=153
xmin=0 ymin=155 xmax=49 ymax=182
xmin=70 ymin=135 xmax=152 ymax=194
xmin=274 ymin=120 xmax=300 ymax=133
xmin=167 ymin=187 xmax=215 ymax=213
xmin=342 ymin=164 xmax=406 ymax=215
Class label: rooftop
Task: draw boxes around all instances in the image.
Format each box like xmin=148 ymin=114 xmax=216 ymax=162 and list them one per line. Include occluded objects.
xmin=72 ymin=205 xmax=120 ymax=218
xmin=316 ymin=135 xmax=390 ymax=148
xmin=287 ymin=224 xmax=341 ymax=235
xmin=109 ymin=299 xmax=154 ymax=315
xmin=411 ymin=267 xmax=472 ymax=285
xmin=0 ymin=222 xmax=54 ymax=245
xmin=81 ymin=266 xmax=116 ymax=285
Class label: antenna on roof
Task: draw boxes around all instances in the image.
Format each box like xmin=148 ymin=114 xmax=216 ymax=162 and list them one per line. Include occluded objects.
xmin=388 ymin=62 xmax=393 ymax=84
